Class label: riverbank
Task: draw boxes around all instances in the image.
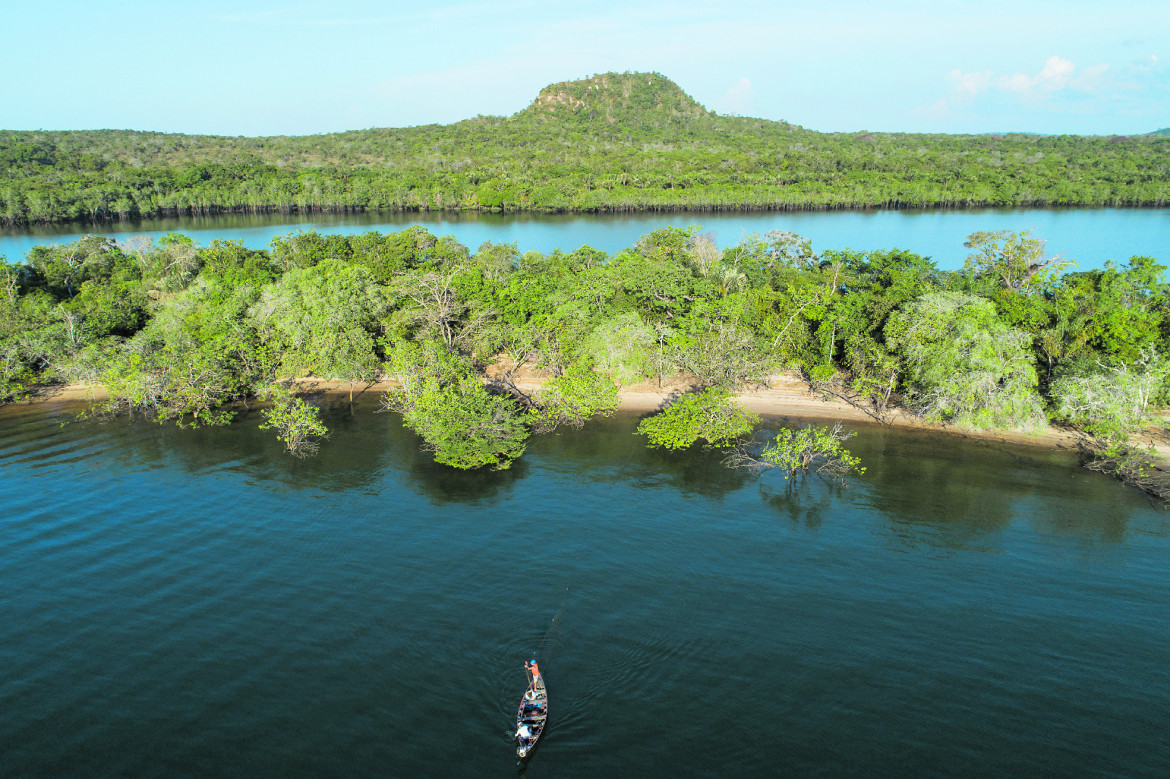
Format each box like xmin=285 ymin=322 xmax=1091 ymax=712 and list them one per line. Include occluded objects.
xmin=5 ymin=371 xmax=1109 ymax=456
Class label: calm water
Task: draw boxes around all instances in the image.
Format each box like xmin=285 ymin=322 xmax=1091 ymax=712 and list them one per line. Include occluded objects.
xmin=1 ymin=208 xmax=1168 ymax=271
xmin=2 ymin=398 xmax=1168 ymax=776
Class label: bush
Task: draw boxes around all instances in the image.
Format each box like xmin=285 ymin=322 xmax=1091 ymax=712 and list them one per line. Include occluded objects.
xmin=885 ymin=292 xmax=1044 ymax=430
xmin=637 ymin=387 xmax=758 ymax=449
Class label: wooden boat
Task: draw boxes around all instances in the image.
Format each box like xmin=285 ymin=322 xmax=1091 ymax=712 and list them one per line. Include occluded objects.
xmin=515 ymin=660 xmax=548 ymax=759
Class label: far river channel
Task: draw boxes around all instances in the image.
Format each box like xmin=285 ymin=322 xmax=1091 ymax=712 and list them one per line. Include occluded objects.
xmin=1 ymin=207 xmax=1168 ymax=270
xmin=1 ymin=396 xmax=1169 ymax=776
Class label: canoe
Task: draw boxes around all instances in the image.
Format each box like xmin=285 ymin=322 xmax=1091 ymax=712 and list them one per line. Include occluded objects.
xmin=515 ymin=660 xmax=548 ymax=759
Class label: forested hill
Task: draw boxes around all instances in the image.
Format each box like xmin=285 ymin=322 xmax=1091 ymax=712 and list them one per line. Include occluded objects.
xmin=522 ymin=72 xmax=716 ymax=124
xmin=2 ymin=71 xmax=1168 ymax=225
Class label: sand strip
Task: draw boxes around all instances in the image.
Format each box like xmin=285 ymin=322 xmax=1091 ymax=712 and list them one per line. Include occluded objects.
xmin=4 ymin=372 xmax=1106 ymax=454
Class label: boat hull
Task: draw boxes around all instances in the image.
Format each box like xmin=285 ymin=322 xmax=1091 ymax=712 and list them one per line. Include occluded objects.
xmin=515 ymin=662 xmax=548 ymax=759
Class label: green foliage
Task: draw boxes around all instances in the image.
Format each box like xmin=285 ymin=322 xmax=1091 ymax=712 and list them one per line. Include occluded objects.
xmin=389 ymin=269 xmax=466 ymax=346
xmin=580 ymin=311 xmax=656 ymax=385
xmin=383 ymin=339 xmax=472 ymax=403
xmin=402 ymin=378 xmax=528 ymax=470
xmin=253 ymin=259 xmax=386 ymax=382
xmin=530 ymin=362 xmax=620 ymax=433
xmin=886 ymin=292 xmax=1044 ymax=429
xmin=258 ymin=385 xmax=329 ymax=457
xmin=1042 ymin=256 xmax=1169 ymax=368
xmin=637 ymin=387 xmax=758 ymax=449
xmin=0 ymin=269 xmax=34 ymax=401
xmin=734 ymin=423 xmax=865 ymax=483
xmin=4 ymin=222 xmax=1169 ymax=479
xmin=94 ymin=338 xmax=241 ymax=427
xmin=89 ymin=257 xmax=272 ymax=425
xmin=268 ymin=230 xmax=350 ymax=271
xmin=963 ymin=230 xmax=1072 ymax=293
xmin=63 ymin=277 xmax=149 ymax=338
xmin=1049 ymin=351 xmax=1169 ymax=442
xmin=198 ymin=240 xmax=278 ymax=290
xmin=670 ymin=322 xmax=775 ymax=388
xmin=145 ymin=233 xmax=202 ymax=292
xmin=384 ymin=340 xmax=527 ymax=469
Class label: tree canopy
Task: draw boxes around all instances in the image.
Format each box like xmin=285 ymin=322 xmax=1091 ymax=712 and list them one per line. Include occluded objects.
xmin=2 ymin=223 xmax=1168 ymax=480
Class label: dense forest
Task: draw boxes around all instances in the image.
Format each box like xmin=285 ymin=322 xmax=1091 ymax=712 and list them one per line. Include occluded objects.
xmin=2 ymin=224 xmax=1167 ymax=491
xmin=2 ymin=72 xmax=1168 ymax=226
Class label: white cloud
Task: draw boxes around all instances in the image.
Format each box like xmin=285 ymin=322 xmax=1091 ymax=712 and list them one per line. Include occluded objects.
xmin=722 ymin=77 xmax=753 ymax=115
xmin=946 ymin=69 xmax=994 ymax=103
xmin=1074 ymin=63 xmax=1110 ymax=92
xmin=925 ymin=55 xmax=1121 ymax=118
xmin=919 ymin=97 xmax=952 ymax=120
xmin=922 ymin=69 xmax=993 ymax=116
xmin=1000 ymin=56 xmax=1076 ymax=94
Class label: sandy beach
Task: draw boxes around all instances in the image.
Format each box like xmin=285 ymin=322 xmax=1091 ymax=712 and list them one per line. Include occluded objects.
xmin=7 ymin=370 xmax=1107 ymax=455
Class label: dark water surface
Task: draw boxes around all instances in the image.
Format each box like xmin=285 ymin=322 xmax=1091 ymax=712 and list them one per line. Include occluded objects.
xmin=2 ymin=400 xmax=1169 ymax=776
xmin=2 ymin=208 xmax=1167 ymax=271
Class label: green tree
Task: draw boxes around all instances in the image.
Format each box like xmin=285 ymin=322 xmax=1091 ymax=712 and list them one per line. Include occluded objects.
xmin=963 ymin=230 xmax=1072 ymax=293
xmin=1049 ymin=350 xmax=1169 ymax=442
xmin=1049 ymin=351 xmax=1170 ymax=501
xmin=1042 ymin=256 xmax=1169 ymax=370
xmin=390 ymin=269 xmax=466 ymax=346
xmin=145 ymin=233 xmax=202 ymax=292
xmin=670 ymin=321 xmax=774 ymax=388
xmin=252 ymin=259 xmax=386 ymax=383
xmin=92 ymin=249 xmax=274 ymax=426
xmin=726 ymin=423 xmax=865 ymax=484
xmin=24 ymin=235 xmax=133 ymax=300
xmin=885 ymin=291 xmax=1044 ymax=429
xmin=529 ymin=361 xmax=620 ymax=433
xmin=0 ymin=265 xmax=36 ymax=401
xmin=580 ymin=311 xmax=657 ymax=385
xmin=384 ymin=340 xmax=529 ymax=469
xmin=637 ymin=386 xmax=758 ymax=449
xmin=258 ymin=384 xmax=329 ymax=457
xmin=401 ymin=378 xmax=528 ymax=469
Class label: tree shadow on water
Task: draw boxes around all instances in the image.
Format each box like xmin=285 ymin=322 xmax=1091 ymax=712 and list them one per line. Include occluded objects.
xmin=405 ymin=452 xmax=529 ymax=506
xmin=757 ymin=479 xmax=836 ymax=530
xmin=636 ymin=444 xmax=753 ymax=499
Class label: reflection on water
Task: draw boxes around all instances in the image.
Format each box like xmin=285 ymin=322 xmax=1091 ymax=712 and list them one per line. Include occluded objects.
xmin=2 ymin=399 xmax=1169 ymax=775
xmin=758 ymin=480 xmax=836 ymax=529
xmin=851 ymin=425 xmax=1151 ymax=550
xmin=0 ymin=398 xmax=1156 ymax=545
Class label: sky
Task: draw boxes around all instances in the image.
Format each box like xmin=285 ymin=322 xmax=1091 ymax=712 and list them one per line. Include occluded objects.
xmin=2 ymin=0 xmax=1168 ymax=137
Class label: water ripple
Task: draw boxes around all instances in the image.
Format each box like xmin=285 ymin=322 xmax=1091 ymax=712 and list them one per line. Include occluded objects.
xmin=2 ymin=409 xmax=1170 ymax=775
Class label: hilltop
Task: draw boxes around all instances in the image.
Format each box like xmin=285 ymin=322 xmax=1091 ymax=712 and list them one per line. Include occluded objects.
xmin=521 ymin=72 xmax=713 ymax=124
xmin=1 ymin=71 xmax=1167 ymax=225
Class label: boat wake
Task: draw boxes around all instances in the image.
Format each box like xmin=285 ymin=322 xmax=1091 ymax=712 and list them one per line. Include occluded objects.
xmin=533 ymin=586 xmax=569 ymax=667
xmin=513 ymin=588 xmax=568 ymax=768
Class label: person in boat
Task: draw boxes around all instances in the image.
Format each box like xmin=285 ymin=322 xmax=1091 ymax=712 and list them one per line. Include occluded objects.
xmin=525 ymin=660 xmax=543 ymax=698
xmin=516 ymin=723 xmax=531 ymax=740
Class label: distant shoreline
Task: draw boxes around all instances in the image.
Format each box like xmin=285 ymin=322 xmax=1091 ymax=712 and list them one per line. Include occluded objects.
xmin=5 ymin=201 xmax=1167 ymax=233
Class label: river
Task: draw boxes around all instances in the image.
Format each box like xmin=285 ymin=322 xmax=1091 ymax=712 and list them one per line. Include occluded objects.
xmin=1 ymin=397 xmax=1168 ymax=776
xmin=1 ymin=207 xmax=1168 ymax=271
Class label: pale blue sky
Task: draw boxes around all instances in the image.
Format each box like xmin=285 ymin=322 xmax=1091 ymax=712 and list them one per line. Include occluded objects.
xmin=2 ymin=0 xmax=1167 ymax=136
